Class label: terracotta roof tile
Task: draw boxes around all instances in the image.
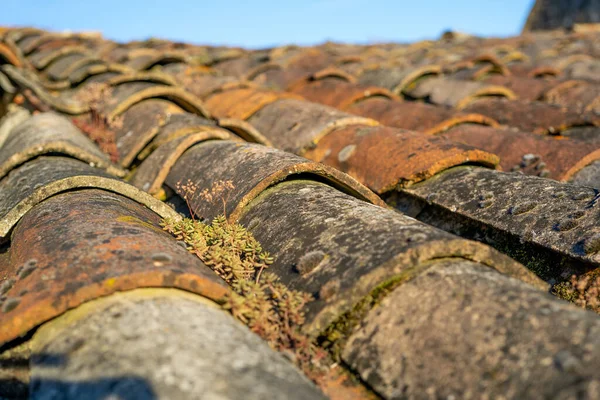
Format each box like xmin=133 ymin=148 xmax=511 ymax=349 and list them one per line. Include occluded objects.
xmin=462 ymin=97 xmax=600 ymax=134
xmin=0 ymin=188 xmax=226 ymax=345
xmin=301 ymin=124 xmax=499 ymax=192
xmin=406 ymin=76 xmax=517 ymax=108
xmin=544 ymin=79 xmax=600 ymax=111
xmin=30 ymin=289 xmax=325 ymax=400
xmin=345 ymin=97 xmax=497 ymax=134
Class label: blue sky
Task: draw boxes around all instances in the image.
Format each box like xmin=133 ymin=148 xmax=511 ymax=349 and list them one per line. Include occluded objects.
xmin=2 ymin=1 xmax=535 ymax=48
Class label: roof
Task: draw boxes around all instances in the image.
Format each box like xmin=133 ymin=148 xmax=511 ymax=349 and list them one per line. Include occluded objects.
xmin=0 ymin=22 xmax=600 ymax=400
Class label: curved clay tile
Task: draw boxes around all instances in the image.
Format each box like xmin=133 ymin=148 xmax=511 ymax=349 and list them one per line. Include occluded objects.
xmin=510 ymin=64 xmax=562 ymax=78
xmin=442 ymin=124 xmax=600 ymax=181
xmin=28 ymin=46 xmax=90 ymax=70
xmin=563 ymin=59 xmax=600 ymax=82
xmin=0 ymin=188 xmax=227 ymax=346
xmin=247 ymin=98 xmax=378 ymax=154
xmin=29 ymin=289 xmax=325 ymax=400
xmin=289 ymin=78 xmax=399 ymax=110
xmin=203 ymin=87 xmax=300 ymax=120
xmin=483 ymin=74 xmax=555 ymax=101
xmin=244 ymin=61 xmax=283 ymax=81
xmin=346 ymin=97 xmax=497 ymax=134
xmin=238 ymin=179 xmax=543 ymax=336
xmin=67 ymin=62 xmax=132 ymax=86
xmin=0 ymin=42 xmax=22 ymax=67
xmin=174 ymin=74 xmax=254 ymax=100
xmin=249 ymin=67 xmax=336 ymax=91
xmin=302 ymin=124 xmax=499 ymax=193
xmin=18 ymin=33 xmax=89 ymax=55
xmin=212 ymin=54 xmax=269 ymax=78
xmin=462 ymin=97 xmax=600 ymax=134
xmin=0 ymin=156 xmax=177 ymax=239
xmin=133 ymin=112 xmax=223 ymax=160
xmin=3 ymin=28 xmax=43 ymax=49
xmin=311 ymin=67 xmax=356 ymax=83
xmin=342 ymin=258 xmax=600 ymax=399
xmin=96 ymin=80 xmax=211 ymax=120
xmin=104 ymin=71 xmax=178 ymax=87
xmin=274 ymin=48 xmax=333 ymax=72
xmin=357 ymin=65 xmax=442 ymax=95
xmin=164 ymin=140 xmax=385 ymax=222
xmin=1 ymin=65 xmax=90 ymax=114
xmin=407 ymin=77 xmax=517 ymax=109
xmin=0 ymin=112 xmax=125 ymax=178
xmin=544 ymin=79 xmax=600 ymax=112
xmin=124 ymin=51 xmax=187 ymax=71
xmin=45 ymin=55 xmax=105 ymax=83
xmin=216 ymin=117 xmax=273 ymax=146
xmin=131 ymin=130 xmax=239 ymax=195
xmin=112 ymin=99 xmax=186 ymax=167
xmin=399 ymin=166 xmax=600 ymax=280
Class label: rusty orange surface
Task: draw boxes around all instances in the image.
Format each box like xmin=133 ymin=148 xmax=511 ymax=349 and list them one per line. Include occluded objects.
xmin=0 ymin=190 xmax=228 ymax=346
xmin=204 ymin=87 xmax=301 ymax=120
xmin=303 ymin=124 xmax=499 ymax=194
xmin=289 ymin=78 xmax=400 ymax=110
xmin=544 ymin=80 xmax=600 ymax=112
xmin=484 ymin=75 xmax=555 ymax=101
xmin=346 ymin=97 xmax=498 ymax=135
xmin=462 ymin=98 xmax=600 ymax=134
xmin=0 ymin=42 xmax=22 ymax=67
xmin=442 ymin=124 xmax=600 ymax=181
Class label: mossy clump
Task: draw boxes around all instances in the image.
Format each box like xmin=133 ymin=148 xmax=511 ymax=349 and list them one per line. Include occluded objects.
xmin=553 ymin=274 xmax=600 ymax=313
xmin=226 ymin=273 xmax=327 ymax=375
xmin=162 ymin=215 xmax=273 ymax=282
xmin=162 ymin=215 xmax=328 ymax=379
xmin=319 ymin=272 xmax=411 ymax=360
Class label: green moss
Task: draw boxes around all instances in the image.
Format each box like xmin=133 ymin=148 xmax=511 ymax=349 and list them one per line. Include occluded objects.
xmin=317 ymin=268 xmax=419 ymax=361
xmin=552 ymin=281 xmax=578 ymax=303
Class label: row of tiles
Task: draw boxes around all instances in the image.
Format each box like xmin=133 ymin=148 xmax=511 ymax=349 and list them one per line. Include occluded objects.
xmin=1 ymin=27 xmax=600 ymax=398
xmin=5 ymin=28 xmax=600 ymax=280
xmin=2 ymin=28 xmax=600 ymax=181
xmin=6 ymin=29 xmax=600 ymax=276
xmin=3 ymin=26 xmax=600 ymax=98
xmin=3 ymin=29 xmax=600 ymax=278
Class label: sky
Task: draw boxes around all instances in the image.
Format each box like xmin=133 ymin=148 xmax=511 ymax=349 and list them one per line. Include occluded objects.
xmin=1 ymin=1 xmax=536 ymax=49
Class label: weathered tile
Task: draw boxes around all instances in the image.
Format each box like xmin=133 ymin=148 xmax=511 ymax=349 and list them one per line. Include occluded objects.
xmin=164 ymin=140 xmax=384 ymax=222
xmin=442 ymin=123 xmax=600 ymax=181
xmin=289 ymin=78 xmax=399 ymax=110
xmin=302 ymin=124 xmax=499 ymax=192
xmin=0 ymin=189 xmax=228 ymax=346
xmin=463 ymin=98 xmax=600 ymax=134
xmin=343 ymin=259 xmax=600 ymax=399
xmin=0 ymin=156 xmax=177 ymax=239
xmin=0 ymin=112 xmax=124 ymax=179
xmin=247 ymin=98 xmax=378 ymax=154
xmin=346 ymin=97 xmax=498 ymax=134
xmin=30 ymin=289 xmax=324 ymax=400
xmin=238 ymin=180 xmax=543 ymax=334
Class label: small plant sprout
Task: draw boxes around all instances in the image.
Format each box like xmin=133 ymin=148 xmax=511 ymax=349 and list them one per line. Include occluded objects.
xmin=175 ymin=179 xmax=200 ymax=221
xmin=197 ymin=179 xmax=235 ymax=218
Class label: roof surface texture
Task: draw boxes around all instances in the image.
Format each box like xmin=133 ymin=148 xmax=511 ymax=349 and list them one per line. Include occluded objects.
xmin=0 ymin=21 xmax=600 ymax=400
